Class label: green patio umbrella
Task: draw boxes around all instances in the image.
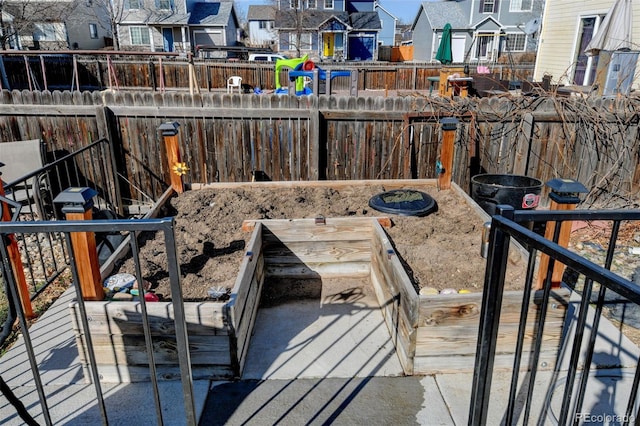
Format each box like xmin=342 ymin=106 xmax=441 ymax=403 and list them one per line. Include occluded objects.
xmin=435 ymin=23 xmax=453 ymax=65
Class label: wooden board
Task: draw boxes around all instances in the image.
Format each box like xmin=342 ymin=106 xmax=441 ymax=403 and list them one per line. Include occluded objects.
xmin=71 ymin=301 xmax=229 ymax=336
xmin=75 ymin=333 xmax=232 ymax=366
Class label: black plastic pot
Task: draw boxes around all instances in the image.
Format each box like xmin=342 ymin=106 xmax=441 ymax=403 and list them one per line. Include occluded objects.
xmin=471 ymin=174 xmax=543 ymax=217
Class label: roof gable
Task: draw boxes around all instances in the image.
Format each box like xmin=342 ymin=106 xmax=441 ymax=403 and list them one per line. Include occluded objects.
xmin=247 ymin=5 xmax=276 ymax=21
xmin=350 ymin=11 xmax=381 ymax=30
xmin=414 ymin=1 xmax=468 ymax=30
xmin=189 ymin=2 xmax=234 ymax=26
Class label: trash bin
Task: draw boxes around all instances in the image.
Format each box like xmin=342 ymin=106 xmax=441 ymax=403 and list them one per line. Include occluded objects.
xmin=471 ymin=174 xmax=543 ymax=216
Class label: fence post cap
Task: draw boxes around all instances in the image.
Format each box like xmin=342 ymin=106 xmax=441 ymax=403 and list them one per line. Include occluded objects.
xmin=159 ymin=121 xmax=180 ymax=136
xmin=53 ymin=187 xmax=97 ymax=213
xmin=440 ymin=117 xmax=459 ymax=130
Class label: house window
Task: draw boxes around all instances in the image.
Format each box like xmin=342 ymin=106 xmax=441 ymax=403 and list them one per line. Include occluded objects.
xmin=480 ymin=0 xmax=497 ymax=13
xmin=325 ymin=0 xmax=333 ymax=9
xmin=89 ymin=23 xmax=98 ymax=39
xmin=509 ymin=0 xmax=532 ymax=12
xmin=259 ymin=21 xmax=267 ymax=29
xmin=130 ymin=26 xmax=151 ymax=45
xmin=157 ymin=0 xmax=171 ymax=9
xmin=308 ymin=0 xmax=317 ymax=9
xmin=290 ymin=32 xmax=312 ymax=50
xmin=128 ymin=0 xmax=141 ymax=10
xmin=504 ymin=33 xmax=526 ymax=51
xmin=33 ymin=23 xmax=66 ymax=41
xmin=290 ymin=0 xmax=300 ymax=9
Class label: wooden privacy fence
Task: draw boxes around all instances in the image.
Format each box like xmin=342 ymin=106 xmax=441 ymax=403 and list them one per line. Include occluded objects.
xmin=0 ymin=89 xmax=637 ymax=210
xmin=0 ymin=53 xmax=535 ymax=93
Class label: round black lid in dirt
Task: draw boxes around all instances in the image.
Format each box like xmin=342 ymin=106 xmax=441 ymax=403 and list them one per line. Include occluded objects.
xmin=368 ymin=189 xmax=438 ymax=217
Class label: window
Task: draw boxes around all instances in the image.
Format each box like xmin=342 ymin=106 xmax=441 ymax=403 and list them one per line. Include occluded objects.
xmin=308 ymin=0 xmax=317 ymax=9
xmin=325 ymin=0 xmax=333 ymax=9
xmin=509 ymin=0 xmax=532 ymax=12
xmin=480 ymin=0 xmax=497 ymax=13
xmin=290 ymin=32 xmax=312 ymax=50
xmin=130 ymin=26 xmax=151 ymax=45
xmin=259 ymin=21 xmax=267 ymax=29
xmin=89 ymin=23 xmax=98 ymax=39
xmin=128 ymin=0 xmax=141 ymax=10
xmin=157 ymin=0 xmax=171 ymax=9
xmin=33 ymin=23 xmax=66 ymax=41
xmin=290 ymin=0 xmax=299 ymax=9
xmin=504 ymin=33 xmax=526 ymax=51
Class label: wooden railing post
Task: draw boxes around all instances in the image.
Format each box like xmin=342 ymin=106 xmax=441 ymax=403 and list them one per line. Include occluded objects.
xmin=0 ymin=166 xmax=34 ymax=318
xmin=159 ymin=121 xmax=185 ymax=194
xmin=438 ymin=117 xmax=459 ymax=190
xmin=535 ymin=178 xmax=588 ymax=289
xmin=53 ymin=187 xmax=104 ymax=301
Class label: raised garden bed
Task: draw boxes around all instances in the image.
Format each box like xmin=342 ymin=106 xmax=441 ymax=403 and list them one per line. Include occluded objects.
xmin=70 ymin=180 xmax=570 ymax=382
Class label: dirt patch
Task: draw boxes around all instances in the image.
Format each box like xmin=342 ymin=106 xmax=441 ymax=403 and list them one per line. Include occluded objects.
xmin=117 ymin=184 xmax=527 ymax=301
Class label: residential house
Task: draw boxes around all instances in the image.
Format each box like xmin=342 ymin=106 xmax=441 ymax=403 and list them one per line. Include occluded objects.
xmin=533 ymin=0 xmax=640 ymax=90
xmin=3 ymin=0 xmax=111 ymax=50
xmin=247 ymin=5 xmax=277 ymax=48
xmin=115 ymin=0 xmax=239 ymax=53
xmin=396 ymin=24 xmax=413 ymax=46
xmin=274 ymin=0 xmax=382 ymax=61
xmin=375 ymin=2 xmax=397 ymax=46
xmin=411 ymin=0 xmax=543 ymax=64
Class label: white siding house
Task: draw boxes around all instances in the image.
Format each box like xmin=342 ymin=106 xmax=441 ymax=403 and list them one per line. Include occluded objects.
xmin=247 ymin=5 xmax=277 ymax=48
xmin=534 ymin=0 xmax=640 ymax=89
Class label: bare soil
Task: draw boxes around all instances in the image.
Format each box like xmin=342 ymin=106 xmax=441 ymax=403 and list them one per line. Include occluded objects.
xmin=118 ymin=184 xmax=527 ymax=301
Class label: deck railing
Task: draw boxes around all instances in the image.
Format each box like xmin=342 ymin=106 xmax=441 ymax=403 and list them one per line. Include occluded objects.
xmin=0 ymin=217 xmax=196 ymax=425
xmin=470 ymin=206 xmax=640 ymax=425
xmin=1 ymin=138 xmax=124 ymax=302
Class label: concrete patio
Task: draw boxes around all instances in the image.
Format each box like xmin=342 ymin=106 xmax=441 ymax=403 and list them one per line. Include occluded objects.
xmin=0 ymin=285 xmax=638 ymax=425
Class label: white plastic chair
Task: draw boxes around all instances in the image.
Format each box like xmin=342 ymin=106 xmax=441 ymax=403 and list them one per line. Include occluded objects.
xmin=227 ymin=76 xmax=242 ymax=94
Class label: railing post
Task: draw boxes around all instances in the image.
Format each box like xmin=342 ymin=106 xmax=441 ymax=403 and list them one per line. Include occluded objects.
xmin=437 ymin=117 xmax=459 ymax=190
xmin=0 ymin=166 xmax=34 ymax=318
xmin=53 ymin=187 xmax=104 ymax=301
xmin=469 ymin=204 xmax=514 ymax=426
xmin=535 ymin=178 xmax=588 ymax=289
xmin=159 ymin=122 xmax=185 ymax=194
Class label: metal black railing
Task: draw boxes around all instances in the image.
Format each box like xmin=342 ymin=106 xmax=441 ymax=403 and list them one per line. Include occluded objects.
xmin=470 ymin=206 xmax=640 ymax=425
xmin=0 ymin=218 xmax=196 ymax=425
xmin=1 ymin=138 xmax=126 ymax=300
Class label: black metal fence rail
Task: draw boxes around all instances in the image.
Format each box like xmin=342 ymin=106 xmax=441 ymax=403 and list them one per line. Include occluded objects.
xmin=1 ymin=138 xmax=122 ymax=300
xmin=0 ymin=218 xmax=196 ymax=426
xmin=470 ymin=206 xmax=640 ymax=425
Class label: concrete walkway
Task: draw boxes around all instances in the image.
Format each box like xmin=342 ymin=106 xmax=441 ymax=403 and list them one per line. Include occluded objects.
xmin=1 ymin=286 xmax=638 ymax=425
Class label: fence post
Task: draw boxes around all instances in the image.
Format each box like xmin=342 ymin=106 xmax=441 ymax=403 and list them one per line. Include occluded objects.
xmin=535 ymin=178 xmax=588 ymax=289
xmin=159 ymin=122 xmax=185 ymax=194
xmin=438 ymin=117 xmax=459 ymax=190
xmin=0 ymin=168 xmax=34 ymax=318
xmin=53 ymin=187 xmax=104 ymax=301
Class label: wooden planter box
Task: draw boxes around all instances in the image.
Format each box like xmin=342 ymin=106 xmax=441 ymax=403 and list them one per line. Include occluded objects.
xmin=71 ymin=181 xmax=569 ymax=382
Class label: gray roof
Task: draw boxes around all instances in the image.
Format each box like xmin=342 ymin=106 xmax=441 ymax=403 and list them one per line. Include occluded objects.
xmin=350 ymin=12 xmax=381 ymax=30
xmin=152 ymin=12 xmax=190 ymax=25
xmin=247 ymin=5 xmax=275 ymax=21
xmin=275 ymin=10 xmax=349 ymax=29
xmin=421 ymin=1 xmax=468 ymax=30
xmin=190 ymin=2 xmax=233 ymax=26
xmin=148 ymin=2 xmax=235 ymax=26
xmin=275 ymin=10 xmax=380 ymax=31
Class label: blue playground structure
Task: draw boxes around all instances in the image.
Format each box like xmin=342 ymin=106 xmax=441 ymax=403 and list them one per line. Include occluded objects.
xmin=274 ymin=57 xmax=356 ymax=96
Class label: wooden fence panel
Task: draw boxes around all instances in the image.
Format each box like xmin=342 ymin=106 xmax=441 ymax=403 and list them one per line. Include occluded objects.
xmin=0 ymin=89 xmax=638 ymax=209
